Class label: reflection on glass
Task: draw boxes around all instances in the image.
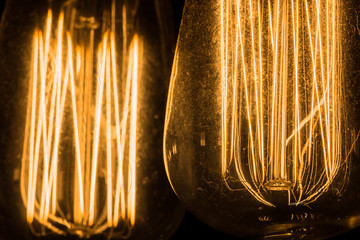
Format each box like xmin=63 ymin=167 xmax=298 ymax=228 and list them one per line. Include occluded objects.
xmin=164 ymin=1 xmax=360 ymax=239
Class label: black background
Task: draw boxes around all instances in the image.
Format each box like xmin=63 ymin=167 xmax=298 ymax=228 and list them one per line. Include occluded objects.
xmin=0 ymin=0 xmax=359 ymax=239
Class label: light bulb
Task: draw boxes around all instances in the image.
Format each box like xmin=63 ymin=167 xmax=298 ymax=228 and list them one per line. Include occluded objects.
xmin=164 ymin=0 xmax=360 ymax=239
xmin=0 ymin=0 xmax=184 ymax=239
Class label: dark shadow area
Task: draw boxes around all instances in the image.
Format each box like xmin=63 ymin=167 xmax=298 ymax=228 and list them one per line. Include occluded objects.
xmin=171 ymin=210 xmax=360 ymax=240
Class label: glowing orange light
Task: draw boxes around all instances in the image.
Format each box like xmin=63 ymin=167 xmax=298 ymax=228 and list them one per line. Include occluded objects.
xmin=20 ymin=6 xmax=142 ymax=236
xmin=219 ymin=0 xmax=352 ymax=206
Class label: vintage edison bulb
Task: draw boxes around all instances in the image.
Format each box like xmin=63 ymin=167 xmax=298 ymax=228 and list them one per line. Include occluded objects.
xmin=164 ymin=0 xmax=360 ymax=239
xmin=0 ymin=0 xmax=184 ymax=239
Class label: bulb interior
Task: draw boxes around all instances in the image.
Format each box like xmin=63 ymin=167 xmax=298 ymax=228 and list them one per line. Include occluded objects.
xmin=20 ymin=2 xmax=142 ymax=237
xmin=218 ymin=0 xmax=354 ymax=207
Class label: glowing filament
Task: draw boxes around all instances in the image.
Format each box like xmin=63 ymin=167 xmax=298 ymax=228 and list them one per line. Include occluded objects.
xmin=20 ymin=8 xmax=141 ymax=237
xmin=221 ymin=0 xmax=348 ymax=206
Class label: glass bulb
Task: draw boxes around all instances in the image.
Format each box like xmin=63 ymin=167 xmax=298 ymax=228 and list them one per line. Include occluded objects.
xmin=164 ymin=0 xmax=360 ymax=239
xmin=0 ymin=0 xmax=184 ymax=239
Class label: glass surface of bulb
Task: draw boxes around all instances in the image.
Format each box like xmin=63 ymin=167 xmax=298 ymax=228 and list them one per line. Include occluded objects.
xmin=0 ymin=0 xmax=184 ymax=239
xmin=164 ymin=0 xmax=360 ymax=239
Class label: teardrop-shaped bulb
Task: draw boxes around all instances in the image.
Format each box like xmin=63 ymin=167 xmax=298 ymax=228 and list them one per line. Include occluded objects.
xmin=164 ymin=0 xmax=360 ymax=239
xmin=0 ymin=0 xmax=184 ymax=239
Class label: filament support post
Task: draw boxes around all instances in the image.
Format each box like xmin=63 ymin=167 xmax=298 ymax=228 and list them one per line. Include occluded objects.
xmin=264 ymin=180 xmax=293 ymax=191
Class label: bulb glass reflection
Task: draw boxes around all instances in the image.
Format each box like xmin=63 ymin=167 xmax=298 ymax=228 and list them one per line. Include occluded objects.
xmin=164 ymin=0 xmax=360 ymax=239
xmin=0 ymin=0 xmax=183 ymax=239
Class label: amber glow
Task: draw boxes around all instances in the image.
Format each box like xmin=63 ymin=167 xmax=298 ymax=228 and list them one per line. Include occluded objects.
xmin=220 ymin=0 xmax=353 ymax=206
xmin=20 ymin=7 xmax=141 ymax=236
